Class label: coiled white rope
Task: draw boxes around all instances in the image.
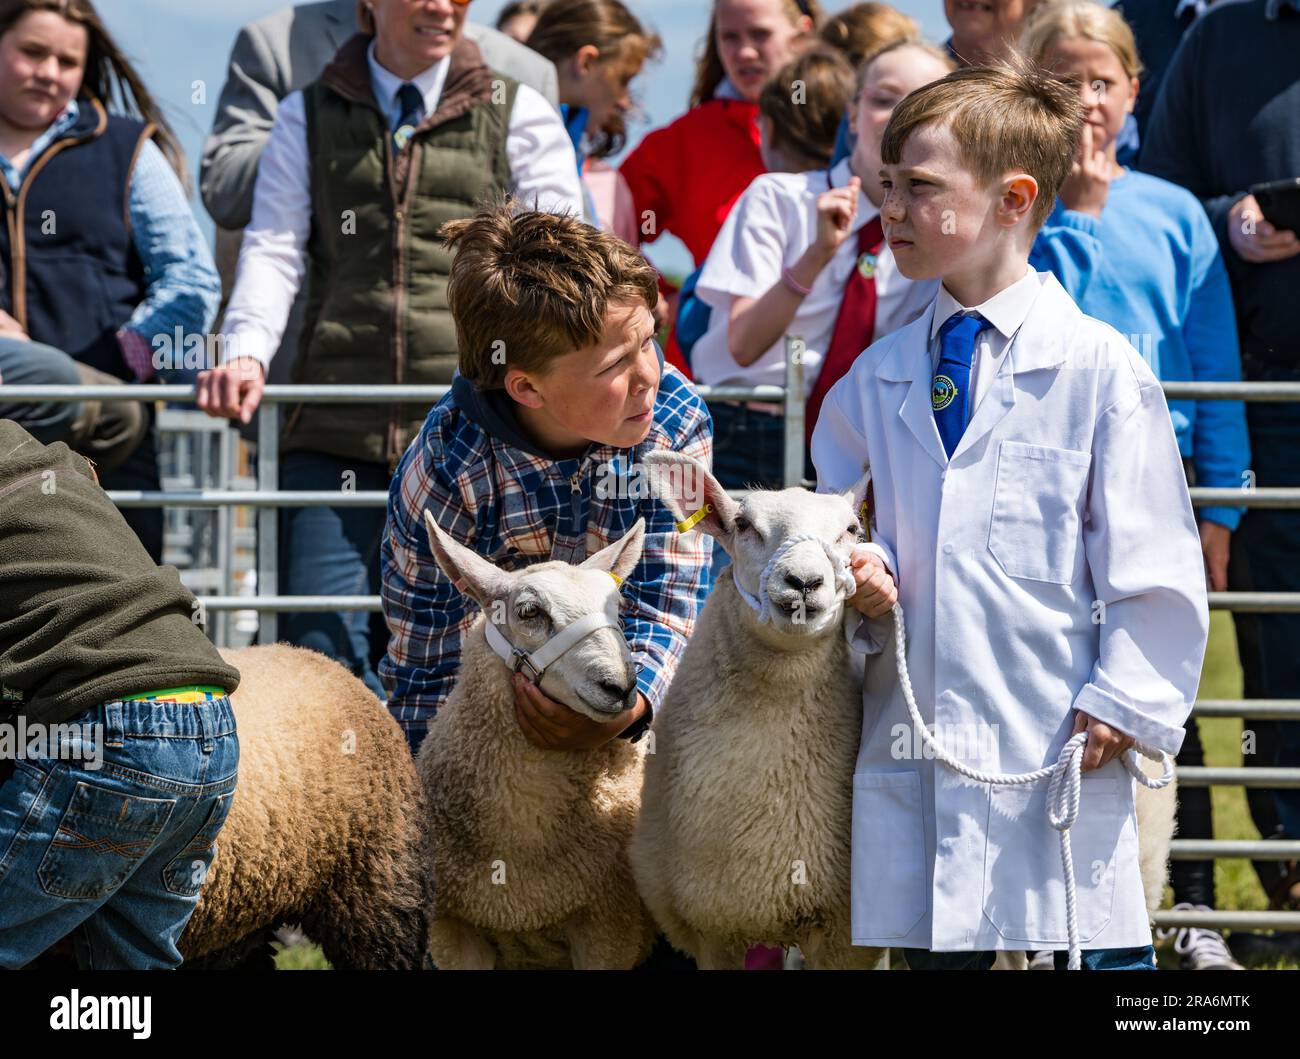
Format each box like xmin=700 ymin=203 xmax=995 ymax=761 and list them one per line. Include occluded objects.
xmin=888 ymin=599 xmax=1174 ymax=970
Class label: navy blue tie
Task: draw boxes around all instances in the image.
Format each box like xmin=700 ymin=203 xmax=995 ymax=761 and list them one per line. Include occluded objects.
xmin=932 ymin=311 xmax=986 ymax=458
xmin=393 ymin=82 xmax=424 ymax=150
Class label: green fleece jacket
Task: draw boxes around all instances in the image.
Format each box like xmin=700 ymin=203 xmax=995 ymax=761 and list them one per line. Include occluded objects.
xmin=0 ymin=421 xmax=239 ymax=724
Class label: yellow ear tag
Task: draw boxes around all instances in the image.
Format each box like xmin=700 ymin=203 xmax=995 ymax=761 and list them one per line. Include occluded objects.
xmin=608 ymin=572 xmax=623 ymax=587
xmin=675 ymin=503 xmax=713 ymax=533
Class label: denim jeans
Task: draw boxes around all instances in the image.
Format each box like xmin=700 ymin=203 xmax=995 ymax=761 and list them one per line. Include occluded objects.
xmin=278 ymin=450 xmax=390 ymax=699
xmin=0 ymin=695 xmax=239 ymax=969
xmin=902 ymin=946 xmax=1156 ymax=970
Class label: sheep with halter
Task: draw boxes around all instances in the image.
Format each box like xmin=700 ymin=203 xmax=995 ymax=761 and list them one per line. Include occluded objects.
xmin=629 ymin=451 xmax=882 ymax=969
xmin=631 ymin=451 xmax=1179 ymax=970
xmin=416 ymin=511 xmax=656 ymax=969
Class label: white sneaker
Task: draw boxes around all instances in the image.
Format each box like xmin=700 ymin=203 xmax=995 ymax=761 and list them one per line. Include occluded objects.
xmin=1028 ymin=949 xmax=1055 ymax=970
xmin=1155 ymin=903 xmax=1244 ymax=970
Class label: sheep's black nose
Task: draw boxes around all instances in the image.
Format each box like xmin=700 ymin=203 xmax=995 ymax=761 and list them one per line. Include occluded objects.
xmin=784 ymin=573 xmax=824 ymax=593
xmin=600 ymin=680 xmax=635 ymax=701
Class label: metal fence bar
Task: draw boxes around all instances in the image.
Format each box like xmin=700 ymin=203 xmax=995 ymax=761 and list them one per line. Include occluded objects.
xmin=783 ymin=336 xmax=805 ymax=488
xmin=96 ymin=487 xmax=1300 ymax=510
xmin=0 ymin=383 xmax=794 ymax=405
xmin=1160 ymin=381 xmax=1300 ymax=401
xmin=257 ymin=405 xmax=279 ymax=645
xmin=96 ymin=483 xmax=1300 ymax=509
xmin=1209 ymin=592 xmax=1300 ymax=612
xmin=129 ymin=579 xmax=1300 ymax=613
xmin=216 ymin=423 xmax=235 ymax=647
xmin=188 ymin=595 xmax=382 ymax=613
xmin=107 ymin=490 xmax=391 ymax=508
xmin=6 ymin=380 xmax=1296 ymax=402
xmin=1152 ymin=910 xmax=1300 ymax=930
xmin=1192 ymin=488 xmax=1300 ymax=507
xmin=0 ymin=382 xmax=787 ymax=405
xmin=1177 ymin=767 xmax=1300 ymax=788
xmin=1195 ymin=700 xmax=1300 ymax=719
xmin=1170 ymin=840 xmax=1300 ymax=859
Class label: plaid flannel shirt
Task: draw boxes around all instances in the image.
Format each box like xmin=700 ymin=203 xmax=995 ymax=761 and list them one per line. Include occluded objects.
xmin=380 ymin=363 xmax=714 ymax=749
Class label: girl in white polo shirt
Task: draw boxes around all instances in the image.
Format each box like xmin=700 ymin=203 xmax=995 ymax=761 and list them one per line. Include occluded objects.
xmin=692 ymin=39 xmax=955 ymax=493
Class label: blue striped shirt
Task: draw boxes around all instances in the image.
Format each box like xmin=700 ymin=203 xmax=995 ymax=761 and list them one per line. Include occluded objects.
xmin=381 ymin=363 xmax=714 ymax=750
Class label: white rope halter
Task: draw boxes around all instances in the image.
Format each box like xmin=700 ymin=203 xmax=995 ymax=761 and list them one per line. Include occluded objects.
xmin=483 ymin=610 xmax=619 ymax=684
xmin=732 ymin=533 xmax=858 ymax=623
xmin=887 ymin=600 xmax=1174 ymax=970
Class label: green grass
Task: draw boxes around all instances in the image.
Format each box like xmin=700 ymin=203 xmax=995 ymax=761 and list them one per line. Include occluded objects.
xmin=271 ymin=613 xmax=1296 ymax=971
xmin=272 ymin=939 xmax=330 ymax=970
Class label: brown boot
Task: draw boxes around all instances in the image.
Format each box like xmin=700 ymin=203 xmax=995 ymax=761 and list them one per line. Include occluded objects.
xmin=63 ymin=362 xmax=149 ymax=476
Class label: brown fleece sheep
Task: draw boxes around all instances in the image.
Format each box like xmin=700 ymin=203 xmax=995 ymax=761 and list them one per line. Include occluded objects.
xmin=176 ymin=643 xmax=430 ymax=970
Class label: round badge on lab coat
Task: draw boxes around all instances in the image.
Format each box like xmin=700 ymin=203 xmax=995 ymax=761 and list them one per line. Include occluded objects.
xmin=932 ymin=374 xmax=957 ymax=410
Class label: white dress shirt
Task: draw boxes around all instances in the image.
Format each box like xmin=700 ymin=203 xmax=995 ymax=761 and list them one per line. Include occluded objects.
xmin=222 ymin=41 xmax=584 ymax=369
xmin=692 ymin=157 xmax=937 ymax=398
xmin=927 ymin=265 xmax=1041 ymax=420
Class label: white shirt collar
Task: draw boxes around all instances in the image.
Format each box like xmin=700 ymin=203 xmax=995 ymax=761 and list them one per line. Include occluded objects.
xmin=929 ymin=265 xmax=1041 ymax=342
xmin=366 ymin=38 xmax=451 ymax=127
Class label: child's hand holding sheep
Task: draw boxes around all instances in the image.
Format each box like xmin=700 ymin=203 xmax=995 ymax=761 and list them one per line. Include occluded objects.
xmin=512 ymin=674 xmax=649 ymax=750
xmin=847 ymin=545 xmax=897 ymax=618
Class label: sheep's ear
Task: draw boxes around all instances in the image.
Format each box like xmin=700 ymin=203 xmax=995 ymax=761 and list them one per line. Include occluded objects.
xmin=581 ymin=518 xmax=645 ymax=583
xmin=423 ymin=509 xmax=513 ymax=609
xmin=840 ymin=469 xmax=872 ymax=528
xmin=642 ymin=450 xmax=739 ymax=540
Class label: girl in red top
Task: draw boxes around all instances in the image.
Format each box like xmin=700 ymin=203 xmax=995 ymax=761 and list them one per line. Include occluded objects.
xmin=620 ymin=0 xmax=822 ymax=372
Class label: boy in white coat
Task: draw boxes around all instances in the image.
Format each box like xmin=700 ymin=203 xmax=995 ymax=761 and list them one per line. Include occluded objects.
xmin=810 ymin=60 xmax=1209 ymax=970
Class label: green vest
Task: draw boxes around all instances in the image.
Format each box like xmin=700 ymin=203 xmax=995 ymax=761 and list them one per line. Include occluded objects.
xmin=288 ymin=34 xmax=518 ymax=469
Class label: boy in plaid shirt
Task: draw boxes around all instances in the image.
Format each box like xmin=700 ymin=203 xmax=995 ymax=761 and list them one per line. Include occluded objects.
xmin=381 ymin=205 xmax=714 ymax=755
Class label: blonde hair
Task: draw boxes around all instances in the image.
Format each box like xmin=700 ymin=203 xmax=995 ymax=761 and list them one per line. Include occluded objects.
xmin=880 ymin=56 xmax=1084 ymax=230
xmin=442 ymin=204 xmax=660 ymax=390
xmin=691 ymin=0 xmax=824 ymax=108
xmin=856 ymin=35 xmax=956 ymax=96
xmin=820 ymin=2 xmax=918 ymax=68
xmin=758 ymin=46 xmax=856 ymax=168
xmin=1019 ymin=0 xmax=1144 ymax=78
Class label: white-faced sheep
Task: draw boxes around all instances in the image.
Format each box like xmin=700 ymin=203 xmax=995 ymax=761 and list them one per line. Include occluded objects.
xmin=177 ymin=643 xmax=430 ymax=970
xmin=416 ymin=511 xmax=656 ymax=970
xmin=630 ymin=451 xmax=881 ymax=970
xmin=633 ymin=452 xmax=1180 ymax=971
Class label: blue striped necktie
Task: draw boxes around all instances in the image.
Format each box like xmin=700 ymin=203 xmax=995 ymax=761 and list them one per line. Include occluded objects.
xmin=932 ymin=311 xmax=986 ymax=458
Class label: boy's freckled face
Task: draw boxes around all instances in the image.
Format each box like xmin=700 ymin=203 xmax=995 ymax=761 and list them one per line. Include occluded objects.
xmin=525 ymin=300 xmax=661 ymax=454
xmin=879 ymin=122 xmax=1000 ymax=282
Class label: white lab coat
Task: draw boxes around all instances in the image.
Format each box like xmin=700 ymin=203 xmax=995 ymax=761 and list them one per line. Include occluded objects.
xmin=811 ymin=272 xmax=1209 ymax=951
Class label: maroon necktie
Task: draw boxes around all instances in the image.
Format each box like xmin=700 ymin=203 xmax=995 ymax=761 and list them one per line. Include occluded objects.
xmin=805 ymin=215 xmax=885 ymax=446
